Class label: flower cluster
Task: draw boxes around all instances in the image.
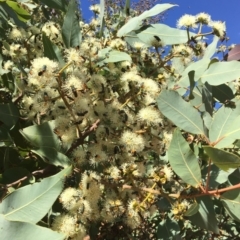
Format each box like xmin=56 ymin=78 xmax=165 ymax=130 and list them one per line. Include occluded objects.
xmin=0 ymin=1 xmax=232 ymax=239
xmin=177 ymin=12 xmax=226 ymax=38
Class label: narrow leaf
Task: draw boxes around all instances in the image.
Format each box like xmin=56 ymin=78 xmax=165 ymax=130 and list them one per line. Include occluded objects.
xmin=209 ymin=100 xmax=240 ymax=148
xmin=188 ymin=70 xmax=195 ymax=100
xmin=188 ymin=196 xmax=219 ymax=234
xmin=168 ymin=128 xmax=202 ymax=187
xmin=202 ymin=164 xmax=234 ymax=189
xmin=42 ymin=33 xmax=65 ymax=68
xmin=6 ymin=0 xmax=31 ymax=22
xmin=201 ymin=61 xmax=240 ymax=85
xmin=0 ymin=166 xmax=72 ymax=223
xmin=117 ymin=4 xmax=176 ymax=37
xmin=184 ymin=202 xmax=199 ymax=217
xmin=99 ymin=0 xmax=105 ymax=37
xmin=139 ymin=3 xmax=177 ymax=19
xmin=32 ymin=148 xmax=71 ymax=168
xmin=202 ymin=82 xmax=213 ymax=116
xmin=156 ymin=217 xmax=180 ymax=239
xmin=124 ymin=0 xmax=130 ymax=16
xmin=137 ymin=24 xmax=196 ymax=46
xmin=38 ymin=0 xmax=67 ymax=12
xmin=157 ymin=90 xmax=204 ymax=134
xmin=98 ymin=48 xmax=132 ymax=63
xmin=62 ymin=0 xmax=81 ymax=48
xmin=203 ymin=35 xmax=219 ymax=59
xmin=20 ymin=120 xmax=61 ymax=150
xmin=212 ymin=84 xmax=234 ymax=103
xmin=0 ymin=103 xmax=19 ymax=127
xmin=0 ymin=54 xmax=9 ymax=76
xmin=0 ymin=215 xmax=65 ymax=240
xmin=178 ymin=58 xmax=210 ymax=89
xmin=221 ymin=189 xmax=240 ymax=222
xmin=203 ymin=146 xmax=240 ymax=171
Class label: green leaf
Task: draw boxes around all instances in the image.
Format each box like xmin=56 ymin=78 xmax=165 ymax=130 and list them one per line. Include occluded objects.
xmin=209 ymin=100 xmax=240 ymax=148
xmin=32 ymin=147 xmax=71 ymax=168
xmin=203 ymin=35 xmax=219 ymax=59
xmin=37 ymin=0 xmax=67 ymax=12
xmin=1 ymin=2 xmax=26 ymax=27
xmin=117 ymin=4 xmax=176 ymax=37
xmin=168 ymin=128 xmax=202 ymax=187
xmin=98 ymin=48 xmax=132 ymax=63
xmin=20 ymin=120 xmax=60 ymax=150
xmin=0 ymin=103 xmax=19 ymax=127
xmin=2 ymin=167 xmax=31 ymax=187
xmin=202 ymin=111 xmax=212 ymax=130
xmin=184 ymin=202 xmax=199 ymax=216
xmin=157 ymin=90 xmax=204 ymax=134
xmin=137 ymin=24 xmax=196 ymax=46
xmin=124 ymin=0 xmax=130 ymax=16
xmin=6 ymin=0 xmax=31 ymax=22
xmin=0 ymin=214 xmax=65 ymax=240
xmin=62 ymin=0 xmax=81 ymax=48
xmin=188 ymin=196 xmax=219 ymax=234
xmin=201 ymin=61 xmax=240 ymax=85
xmin=156 ymin=217 xmax=180 ymax=240
xmin=139 ymin=3 xmax=177 ymax=19
xmin=202 ymin=164 xmax=234 ymax=189
xmin=178 ymin=58 xmax=210 ymax=89
xmin=203 ymin=146 xmax=240 ymax=171
xmin=212 ymin=84 xmax=234 ymax=103
xmin=99 ymin=0 xmax=104 ymax=37
xmin=0 ymin=166 xmax=72 ymax=223
xmin=124 ymin=31 xmax=149 ymax=48
xmin=221 ymin=189 xmax=240 ymax=222
xmin=188 ymin=70 xmax=195 ymax=100
xmin=0 ymin=54 xmax=9 ymax=76
xmin=42 ymin=33 xmax=65 ymax=68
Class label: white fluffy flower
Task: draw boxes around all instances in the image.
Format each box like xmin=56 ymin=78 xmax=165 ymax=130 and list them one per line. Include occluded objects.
xmin=162 ymin=165 xmax=173 ymax=181
xmin=52 ymin=214 xmax=77 ymax=237
xmin=196 ymin=12 xmax=211 ymax=24
xmin=210 ymin=21 xmax=226 ymax=38
xmin=60 ymin=187 xmax=81 ymax=210
xmin=121 ymin=131 xmax=145 ymax=152
xmin=65 ymin=48 xmax=82 ymax=64
xmin=137 ymin=106 xmax=162 ymax=125
xmin=89 ymin=4 xmax=100 ymax=13
xmin=133 ymin=41 xmax=145 ymax=50
xmin=177 ymin=14 xmax=197 ymax=29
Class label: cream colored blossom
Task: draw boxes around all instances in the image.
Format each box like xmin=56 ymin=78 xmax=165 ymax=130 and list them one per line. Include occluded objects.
xmin=196 ymin=12 xmax=211 ymax=24
xmin=52 ymin=214 xmax=77 ymax=237
xmin=162 ymin=165 xmax=173 ymax=181
xmin=89 ymin=4 xmax=100 ymax=13
xmin=210 ymin=21 xmax=226 ymax=38
xmin=137 ymin=106 xmax=163 ymax=125
xmin=177 ymin=14 xmax=197 ymax=29
xmin=121 ymin=131 xmax=145 ymax=152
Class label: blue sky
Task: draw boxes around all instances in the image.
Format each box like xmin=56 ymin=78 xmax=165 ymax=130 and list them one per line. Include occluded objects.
xmin=81 ymin=0 xmax=240 ymax=45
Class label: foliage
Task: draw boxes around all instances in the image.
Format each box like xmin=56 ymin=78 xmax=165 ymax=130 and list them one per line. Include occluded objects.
xmin=0 ymin=0 xmax=240 ymax=239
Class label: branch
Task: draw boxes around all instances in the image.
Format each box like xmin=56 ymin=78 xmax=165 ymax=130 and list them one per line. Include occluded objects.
xmin=66 ymin=119 xmax=101 ymax=155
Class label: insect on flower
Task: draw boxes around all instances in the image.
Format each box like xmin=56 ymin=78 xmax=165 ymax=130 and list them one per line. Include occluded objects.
xmin=38 ymin=65 xmax=47 ymax=76
xmin=224 ymin=99 xmax=236 ymax=109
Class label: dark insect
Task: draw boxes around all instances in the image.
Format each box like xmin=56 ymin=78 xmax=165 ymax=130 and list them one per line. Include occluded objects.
xmin=38 ymin=65 xmax=47 ymax=76
xmin=154 ymin=35 xmax=161 ymax=41
xmin=224 ymin=99 xmax=236 ymax=109
xmin=0 ymin=90 xmax=12 ymax=103
xmin=71 ymin=85 xmax=78 ymax=98
xmin=43 ymin=92 xmax=50 ymax=101
xmin=76 ymin=111 xmax=88 ymax=117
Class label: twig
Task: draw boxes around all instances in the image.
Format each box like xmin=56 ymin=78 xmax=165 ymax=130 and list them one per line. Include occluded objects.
xmin=66 ymin=119 xmax=101 ymax=155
